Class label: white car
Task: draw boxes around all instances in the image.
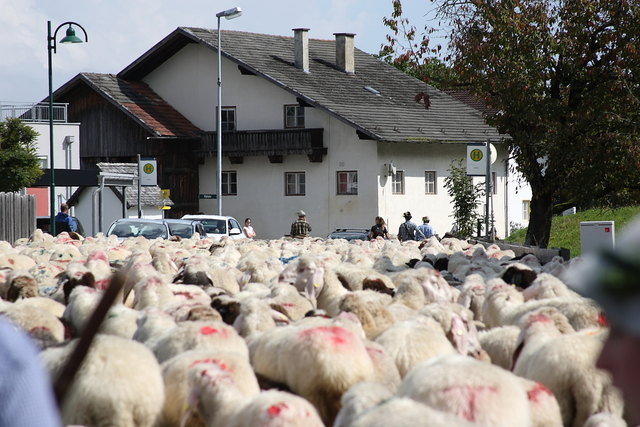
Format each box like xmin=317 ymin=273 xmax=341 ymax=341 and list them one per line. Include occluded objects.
xmin=181 ymin=214 xmax=245 ymax=241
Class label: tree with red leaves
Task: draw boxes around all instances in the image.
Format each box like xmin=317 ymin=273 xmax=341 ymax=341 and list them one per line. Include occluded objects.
xmin=383 ymin=0 xmax=640 ymax=248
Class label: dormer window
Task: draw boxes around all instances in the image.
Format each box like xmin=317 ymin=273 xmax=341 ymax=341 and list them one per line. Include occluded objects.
xmin=284 ymin=105 xmax=305 ymax=128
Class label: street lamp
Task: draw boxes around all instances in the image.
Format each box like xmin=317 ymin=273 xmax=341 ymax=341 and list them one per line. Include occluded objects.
xmin=215 ymin=7 xmax=242 ymax=215
xmin=48 ymin=21 xmax=88 ymax=235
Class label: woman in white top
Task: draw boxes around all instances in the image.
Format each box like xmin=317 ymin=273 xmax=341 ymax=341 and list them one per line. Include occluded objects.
xmin=243 ymin=218 xmax=256 ymax=238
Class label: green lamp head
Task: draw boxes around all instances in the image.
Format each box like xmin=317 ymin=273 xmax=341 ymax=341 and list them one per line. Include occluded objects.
xmin=59 ymin=25 xmax=83 ymax=44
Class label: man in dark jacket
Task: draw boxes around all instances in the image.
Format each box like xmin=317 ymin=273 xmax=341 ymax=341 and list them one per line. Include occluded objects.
xmin=290 ymin=210 xmax=312 ymax=238
xmin=54 ymin=203 xmax=77 ymax=235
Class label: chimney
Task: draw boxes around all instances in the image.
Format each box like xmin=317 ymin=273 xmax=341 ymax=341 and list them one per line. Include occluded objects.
xmin=334 ymin=33 xmax=355 ymax=75
xmin=293 ymin=28 xmax=310 ymax=73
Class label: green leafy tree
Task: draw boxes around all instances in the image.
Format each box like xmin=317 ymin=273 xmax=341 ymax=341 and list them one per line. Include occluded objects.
xmin=444 ymin=159 xmax=485 ymax=238
xmin=385 ymin=0 xmax=640 ymax=247
xmin=0 ymin=118 xmax=42 ymax=192
xmin=379 ymin=0 xmax=460 ymax=89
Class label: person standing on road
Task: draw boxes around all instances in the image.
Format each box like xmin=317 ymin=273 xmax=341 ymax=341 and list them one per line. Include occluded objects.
xmin=290 ymin=210 xmax=312 ymax=238
xmin=369 ymin=216 xmax=390 ymax=240
xmin=398 ymin=211 xmax=423 ymax=242
xmin=54 ymin=203 xmax=77 ymax=235
xmin=417 ymin=216 xmax=435 ymax=240
xmin=243 ymin=218 xmax=256 ymax=239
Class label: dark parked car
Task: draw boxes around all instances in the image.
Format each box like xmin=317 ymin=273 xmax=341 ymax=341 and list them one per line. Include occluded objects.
xmin=327 ymin=228 xmax=370 ymax=241
xmin=163 ymin=219 xmax=207 ymax=238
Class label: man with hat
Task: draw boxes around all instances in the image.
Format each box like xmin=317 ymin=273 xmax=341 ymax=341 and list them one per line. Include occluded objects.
xmin=290 ymin=210 xmax=312 ymax=239
xmin=568 ymin=216 xmax=640 ymax=425
xmin=398 ymin=211 xmax=423 ymax=242
xmin=417 ymin=215 xmax=435 ymax=240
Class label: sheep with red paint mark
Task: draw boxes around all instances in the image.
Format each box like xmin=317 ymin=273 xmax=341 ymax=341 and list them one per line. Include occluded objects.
xmin=159 ymin=348 xmax=260 ymax=426
xmin=513 ymin=308 xmax=623 ymax=427
xmin=152 ymin=320 xmax=249 ymax=363
xmin=185 ymin=361 xmax=323 ymax=427
xmin=516 ymin=377 xmax=563 ymax=427
xmin=250 ymin=321 xmax=376 ymax=425
xmin=398 ymin=354 xmax=532 ymax=426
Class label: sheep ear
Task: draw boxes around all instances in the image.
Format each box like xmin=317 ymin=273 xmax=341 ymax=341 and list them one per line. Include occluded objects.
xmin=448 ymin=314 xmax=468 ymax=356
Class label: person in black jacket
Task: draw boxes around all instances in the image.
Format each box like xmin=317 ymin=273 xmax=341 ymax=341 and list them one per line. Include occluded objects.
xmin=369 ymin=216 xmax=389 ymax=240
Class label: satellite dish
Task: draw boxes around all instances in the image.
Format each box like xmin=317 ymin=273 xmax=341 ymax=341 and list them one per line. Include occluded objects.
xmin=490 ymin=144 xmax=497 ymax=164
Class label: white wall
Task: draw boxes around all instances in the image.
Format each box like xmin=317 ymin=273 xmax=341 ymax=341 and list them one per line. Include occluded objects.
xmin=29 ymin=122 xmax=81 ymax=214
xmin=506 ymin=158 xmax=532 ymax=233
xmin=144 ymin=44 xmax=305 ymax=132
xmin=198 ymin=116 xmax=379 ymax=240
xmin=377 ymin=142 xmax=509 ymax=239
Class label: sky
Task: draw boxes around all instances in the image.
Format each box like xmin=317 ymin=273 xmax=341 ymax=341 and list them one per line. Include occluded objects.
xmin=0 ymin=0 xmax=442 ymax=104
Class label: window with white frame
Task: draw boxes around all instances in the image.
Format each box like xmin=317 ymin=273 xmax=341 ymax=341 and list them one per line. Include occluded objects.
xmin=425 ymin=171 xmax=437 ymax=194
xmin=220 ymin=107 xmax=236 ymax=131
xmin=337 ymin=171 xmax=358 ymax=195
xmin=37 ymin=155 xmax=48 ymax=169
xmin=392 ymin=170 xmax=405 ymax=194
xmin=523 ymin=200 xmax=531 ymax=221
xmin=222 ymin=171 xmax=237 ymax=195
xmin=285 ymin=172 xmax=306 ymax=196
xmin=284 ymin=105 xmax=305 ymax=128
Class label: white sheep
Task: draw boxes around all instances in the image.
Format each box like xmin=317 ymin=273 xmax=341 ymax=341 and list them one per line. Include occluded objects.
xmin=397 ymin=354 xmax=532 ymax=426
xmin=158 ymin=348 xmax=259 ymax=426
xmin=0 ymin=302 xmax=65 ymax=348
xmin=333 ymin=381 xmax=393 ymax=427
xmin=338 ymin=290 xmax=395 ymax=340
xmin=374 ymin=316 xmax=456 ymax=378
xmin=516 ymin=376 xmax=563 ymax=427
xmin=152 ymin=319 xmax=249 ymax=363
xmin=249 ymin=322 xmax=376 ymax=425
xmin=349 ymin=396 xmax=479 ymax=427
xmin=478 ymin=325 xmax=521 ymax=370
xmin=41 ymin=334 xmax=165 ymax=427
xmin=513 ymin=309 xmax=623 ymax=426
xmin=186 ymin=362 xmax=323 ymax=427
xmin=482 ymin=282 xmax=601 ymax=331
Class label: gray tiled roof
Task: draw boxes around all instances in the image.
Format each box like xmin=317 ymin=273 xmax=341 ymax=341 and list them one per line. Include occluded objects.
xmin=96 ymin=163 xmax=173 ymax=208
xmin=122 ymin=27 xmax=505 ymax=144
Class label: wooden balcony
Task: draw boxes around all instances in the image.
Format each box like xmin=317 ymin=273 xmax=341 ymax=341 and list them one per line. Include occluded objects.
xmin=199 ymin=128 xmax=326 ymax=163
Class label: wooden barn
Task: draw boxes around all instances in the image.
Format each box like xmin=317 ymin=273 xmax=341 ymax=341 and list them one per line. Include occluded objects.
xmin=51 ymin=73 xmax=202 ymax=218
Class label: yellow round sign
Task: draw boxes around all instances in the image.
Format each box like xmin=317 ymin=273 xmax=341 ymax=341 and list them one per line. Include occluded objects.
xmin=469 ymin=149 xmax=483 ymax=162
xmin=143 ymin=163 xmax=155 ymax=174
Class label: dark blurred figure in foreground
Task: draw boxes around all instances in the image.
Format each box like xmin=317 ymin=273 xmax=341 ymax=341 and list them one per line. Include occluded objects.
xmin=570 ymin=216 xmax=640 ymax=425
xmin=0 ymin=317 xmax=61 ymax=426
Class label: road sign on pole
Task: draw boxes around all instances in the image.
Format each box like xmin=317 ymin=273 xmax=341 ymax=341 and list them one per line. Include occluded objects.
xmin=139 ymin=158 xmax=157 ymax=186
xmin=467 ymin=143 xmax=497 ymax=176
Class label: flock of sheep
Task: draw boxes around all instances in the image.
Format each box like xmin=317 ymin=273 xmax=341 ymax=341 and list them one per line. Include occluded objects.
xmin=0 ymin=228 xmax=628 ymax=426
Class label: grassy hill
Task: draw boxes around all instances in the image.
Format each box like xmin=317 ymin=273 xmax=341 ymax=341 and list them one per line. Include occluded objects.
xmin=505 ymin=206 xmax=640 ymax=257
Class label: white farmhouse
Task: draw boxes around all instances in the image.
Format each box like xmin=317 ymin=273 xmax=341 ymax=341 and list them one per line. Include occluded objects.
xmin=52 ymin=27 xmax=510 ymax=239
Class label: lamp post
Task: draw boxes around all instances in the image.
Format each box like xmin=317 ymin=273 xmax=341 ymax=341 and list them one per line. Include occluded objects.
xmin=215 ymin=7 xmax=242 ymax=215
xmin=48 ymin=21 xmax=88 ymax=235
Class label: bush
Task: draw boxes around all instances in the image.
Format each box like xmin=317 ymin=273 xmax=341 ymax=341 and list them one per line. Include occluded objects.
xmin=444 ymin=159 xmax=485 ymax=238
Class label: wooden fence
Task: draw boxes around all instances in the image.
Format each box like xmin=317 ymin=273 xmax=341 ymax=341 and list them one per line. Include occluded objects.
xmin=0 ymin=193 xmax=36 ymax=244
